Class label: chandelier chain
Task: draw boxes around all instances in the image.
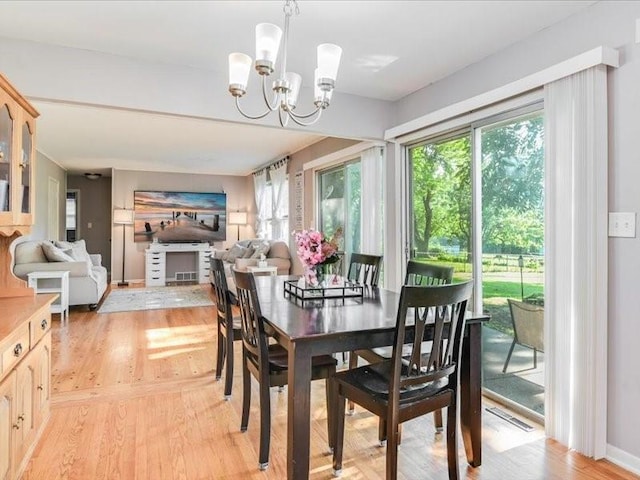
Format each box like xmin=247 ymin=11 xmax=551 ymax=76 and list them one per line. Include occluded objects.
xmin=283 ymin=0 xmax=299 ymax=17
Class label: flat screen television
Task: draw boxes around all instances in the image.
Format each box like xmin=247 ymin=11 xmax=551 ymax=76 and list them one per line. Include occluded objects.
xmin=133 ymin=190 xmax=227 ymax=243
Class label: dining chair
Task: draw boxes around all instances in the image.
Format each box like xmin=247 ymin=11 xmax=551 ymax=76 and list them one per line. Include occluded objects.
xmin=331 ymin=281 xmax=474 ymax=480
xmin=344 ymin=252 xmax=383 ymax=368
xmin=348 ymin=261 xmax=454 ymax=437
xmin=347 ymin=252 xmax=382 ymax=286
xmin=502 ymin=298 xmax=544 ymax=373
xmin=210 ymin=258 xmax=242 ymax=399
xmin=232 ymin=269 xmax=338 ymax=471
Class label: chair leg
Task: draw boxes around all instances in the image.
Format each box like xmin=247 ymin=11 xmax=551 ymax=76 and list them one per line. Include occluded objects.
xmin=378 ymin=418 xmax=387 ymax=446
xmin=332 ymin=387 xmax=346 ymax=477
xmin=325 ymin=377 xmax=335 ymax=451
xmin=502 ymin=338 xmax=517 ymax=373
xmin=347 ymin=352 xmax=358 ymax=415
xmin=385 ymin=419 xmax=400 ymax=480
xmin=215 ymin=328 xmax=224 ymax=381
xmin=223 ymin=337 xmax=234 ymax=399
xmin=240 ymin=357 xmax=251 ymax=432
xmin=434 ymin=409 xmax=443 ymax=432
xmin=258 ymin=376 xmax=271 ymax=470
xmin=446 ymin=401 xmax=460 ymax=480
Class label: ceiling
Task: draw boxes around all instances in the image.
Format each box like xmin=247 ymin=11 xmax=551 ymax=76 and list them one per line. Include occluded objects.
xmin=0 ymin=0 xmax=597 ymax=176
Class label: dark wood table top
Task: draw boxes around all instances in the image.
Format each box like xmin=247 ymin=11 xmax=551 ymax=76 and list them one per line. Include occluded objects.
xmin=252 ymin=275 xmax=488 ymax=343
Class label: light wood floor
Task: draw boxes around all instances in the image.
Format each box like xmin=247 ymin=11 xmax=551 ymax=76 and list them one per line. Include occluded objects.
xmin=21 ymin=285 xmax=638 ymax=480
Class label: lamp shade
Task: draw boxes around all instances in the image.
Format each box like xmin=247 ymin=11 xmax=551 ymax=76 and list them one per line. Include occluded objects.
xmin=256 ymin=23 xmax=282 ymax=64
xmin=113 ymin=208 xmax=134 ymax=225
xmin=285 ymin=72 xmax=302 ymax=108
xmin=317 ymin=43 xmax=342 ymax=82
xmin=228 ymin=211 xmax=247 ymax=226
xmin=229 ymin=52 xmax=252 ymax=88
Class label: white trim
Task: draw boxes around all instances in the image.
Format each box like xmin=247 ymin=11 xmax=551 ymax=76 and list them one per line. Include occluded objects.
xmin=385 ymin=46 xmax=619 ymax=141
xmin=606 ymin=444 xmax=640 ymax=476
xmin=303 ymin=140 xmax=385 ymax=171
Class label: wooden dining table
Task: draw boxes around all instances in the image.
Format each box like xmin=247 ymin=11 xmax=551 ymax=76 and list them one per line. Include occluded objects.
xmin=250 ymin=275 xmax=489 ymax=480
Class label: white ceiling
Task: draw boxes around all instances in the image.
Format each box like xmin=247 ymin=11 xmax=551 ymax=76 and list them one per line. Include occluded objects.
xmin=0 ymin=0 xmax=597 ymax=176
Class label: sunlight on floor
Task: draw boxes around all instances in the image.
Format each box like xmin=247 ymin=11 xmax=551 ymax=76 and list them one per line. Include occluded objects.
xmin=145 ymin=324 xmax=213 ymax=349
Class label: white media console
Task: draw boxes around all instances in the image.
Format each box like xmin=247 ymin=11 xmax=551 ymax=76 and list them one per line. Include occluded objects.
xmin=145 ymin=242 xmax=213 ymax=287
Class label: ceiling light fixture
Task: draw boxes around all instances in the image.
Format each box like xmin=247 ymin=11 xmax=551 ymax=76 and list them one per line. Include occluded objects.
xmin=228 ymin=0 xmax=342 ymax=127
xmin=84 ymin=173 xmax=102 ymax=180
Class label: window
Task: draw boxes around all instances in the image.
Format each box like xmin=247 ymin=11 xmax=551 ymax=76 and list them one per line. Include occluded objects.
xmin=259 ymin=179 xmax=289 ymax=240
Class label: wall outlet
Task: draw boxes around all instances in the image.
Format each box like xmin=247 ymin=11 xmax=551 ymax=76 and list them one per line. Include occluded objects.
xmin=608 ymin=212 xmax=636 ymax=238
xmin=87 ymin=222 xmax=92 ymax=229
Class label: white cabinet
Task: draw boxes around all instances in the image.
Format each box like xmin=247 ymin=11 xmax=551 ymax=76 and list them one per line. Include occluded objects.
xmin=144 ymin=250 xmax=166 ymax=287
xmin=145 ymin=243 xmax=212 ymax=287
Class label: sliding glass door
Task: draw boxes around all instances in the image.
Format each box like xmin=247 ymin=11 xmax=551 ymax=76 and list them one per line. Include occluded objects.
xmin=407 ymin=108 xmax=545 ymax=418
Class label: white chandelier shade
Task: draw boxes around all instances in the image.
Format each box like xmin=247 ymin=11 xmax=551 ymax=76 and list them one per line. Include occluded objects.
xmin=227 ymin=0 xmax=341 ymax=127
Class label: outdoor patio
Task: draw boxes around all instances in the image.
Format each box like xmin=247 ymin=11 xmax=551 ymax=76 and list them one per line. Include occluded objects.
xmin=482 ymin=325 xmax=545 ymax=416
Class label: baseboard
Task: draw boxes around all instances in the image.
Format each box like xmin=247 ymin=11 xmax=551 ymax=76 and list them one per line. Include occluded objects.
xmin=607 ymin=444 xmax=640 ymax=475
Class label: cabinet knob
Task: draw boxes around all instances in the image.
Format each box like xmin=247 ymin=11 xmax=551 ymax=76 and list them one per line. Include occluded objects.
xmin=41 ymin=319 xmax=48 ymax=330
xmin=13 ymin=343 xmax=22 ymax=357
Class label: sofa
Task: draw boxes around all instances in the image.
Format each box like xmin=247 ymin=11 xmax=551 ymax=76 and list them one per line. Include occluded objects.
xmin=13 ymin=239 xmax=108 ymax=309
xmin=213 ymin=239 xmax=291 ymax=276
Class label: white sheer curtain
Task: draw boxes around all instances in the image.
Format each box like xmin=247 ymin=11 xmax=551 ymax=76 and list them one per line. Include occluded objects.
xmin=360 ymin=147 xmax=384 ymax=255
xmin=544 ymin=65 xmax=608 ymax=459
xmin=270 ymin=159 xmax=288 ymax=240
xmin=253 ymin=169 xmax=268 ymax=239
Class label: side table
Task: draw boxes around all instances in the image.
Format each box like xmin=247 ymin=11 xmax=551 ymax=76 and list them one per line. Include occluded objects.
xmin=246 ymin=265 xmax=278 ymax=277
xmin=28 ymin=270 xmax=70 ymax=323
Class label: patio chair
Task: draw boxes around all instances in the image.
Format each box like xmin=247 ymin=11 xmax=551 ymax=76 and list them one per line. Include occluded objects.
xmin=502 ymin=299 xmax=544 ymax=373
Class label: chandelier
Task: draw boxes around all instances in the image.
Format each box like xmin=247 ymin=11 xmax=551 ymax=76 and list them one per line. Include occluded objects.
xmin=227 ymin=0 xmax=342 ymax=127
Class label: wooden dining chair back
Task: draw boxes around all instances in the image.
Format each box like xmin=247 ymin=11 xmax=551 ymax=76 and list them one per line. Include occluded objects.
xmin=349 ymin=260 xmax=454 ymax=430
xmin=332 ymin=281 xmax=474 ymax=480
xmin=502 ymin=299 xmax=544 ymax=373
xmin=232 ymin=269 xmax=337 ymax=471
xmin=405 ymin=260 xmax=454 ymax=286
xmin=347 ymin=253 xmax=382 ymax=286
xmin=210 ymin=258 xmax=242 ymax=399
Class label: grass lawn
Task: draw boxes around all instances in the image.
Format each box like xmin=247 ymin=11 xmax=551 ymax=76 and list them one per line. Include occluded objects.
xmin=414 ymin=259 xmax=544 ymax=337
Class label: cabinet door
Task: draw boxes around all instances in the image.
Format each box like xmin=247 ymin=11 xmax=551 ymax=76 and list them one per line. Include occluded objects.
xmin=0 ymin=372 xmax=16 ymax=480
xmin=33 ymin=333 xmax=51 ymax=430
xmin=0 ymin=93 xmax=14 ymax=225
xmin=16 ymin=118 xmax=34 ymax=225
xmin=13 ymin=358 xmax=35 ymax=471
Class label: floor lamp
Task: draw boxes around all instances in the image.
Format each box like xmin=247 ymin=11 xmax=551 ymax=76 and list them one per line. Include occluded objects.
xmin=114 ymin=208 xmax=134 ymax=287
xmin=228 ymin=211 xmax=247 ymax=242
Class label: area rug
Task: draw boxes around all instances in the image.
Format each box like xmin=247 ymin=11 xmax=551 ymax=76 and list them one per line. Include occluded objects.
xmin=98 ymin=285 xmax=214 ymax=313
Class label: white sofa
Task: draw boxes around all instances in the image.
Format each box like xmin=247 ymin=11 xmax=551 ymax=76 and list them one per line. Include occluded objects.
xmin=13 ymin=239 xmax=108 ymax=309
xmin=213 ymin=239 xmax=291 ymax=276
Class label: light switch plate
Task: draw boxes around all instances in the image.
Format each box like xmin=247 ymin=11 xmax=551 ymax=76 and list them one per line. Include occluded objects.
xmin=608 ymin=212 xmax=636 ymax=238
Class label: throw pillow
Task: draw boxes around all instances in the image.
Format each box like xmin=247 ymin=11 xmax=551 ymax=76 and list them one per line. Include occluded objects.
xmin=55 ymin=239 xmax=92 ymax=264
xmin=250 ymin=241 xmax=271 ymax=259
xmin=242 ymin=246 xmax=255 ymax=258
xmin=42 ymin=242 xmax=74 ymax=262
xmin=224 ymin=244 xmax=247 ymax=263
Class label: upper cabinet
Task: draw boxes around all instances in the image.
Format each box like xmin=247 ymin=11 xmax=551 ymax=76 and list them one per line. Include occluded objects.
xmin=0 ymin=73 xmax=38 ymax=237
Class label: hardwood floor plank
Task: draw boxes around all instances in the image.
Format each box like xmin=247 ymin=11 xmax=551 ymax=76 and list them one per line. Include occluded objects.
xmin=21 ymin=289 xmax=640 ymax=479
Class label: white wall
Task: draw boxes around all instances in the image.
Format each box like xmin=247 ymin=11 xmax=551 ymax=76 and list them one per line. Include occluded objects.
xmin=391 ymin=0 xmax=640 ymax=466
xmin=112 ymin=169 xmax=252 ymax=282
